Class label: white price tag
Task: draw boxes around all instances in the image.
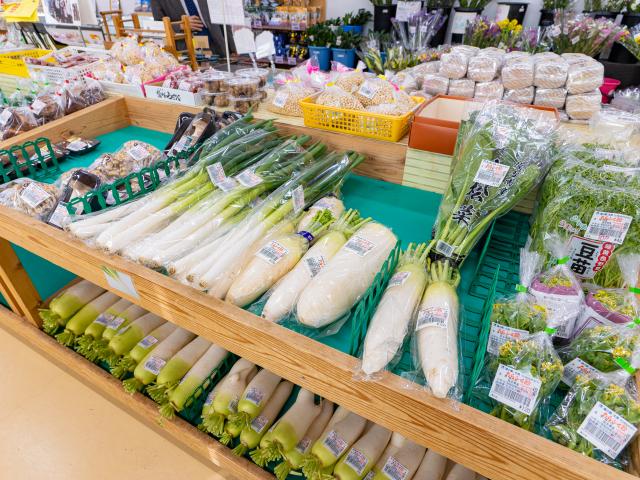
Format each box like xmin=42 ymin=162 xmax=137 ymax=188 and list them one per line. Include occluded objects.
xmin=489 ymin=364 xmax=542 ymax=416
xmin=292 ymin=185 xmax=305 ymax=213
xmin=128 ymin=145 xmax=150 ymax=162
xmin=138 ymin=335 xmax=158 ymax=349
xmin=107 ymin=316 xmax=126 ymax=330
xmin=20 ymin=182 xmax=52 ymax=208
xmin=178 ymin=80 xmax=191 ymax=91
xmin=94 ymin=313 xmax=115 ymax=326
xmin=32 ymin=99 xmax=47 ymax=115
xmin=205 ymin=390 xmax=216 ymax=406
xmin=250 ymin=414 xmax=269 ymax=433
xmin=295 ymin=437 xmax=312 ymax=453
xmin=435 ymin=240 xmax=455 ymax=258
xmin=102 ymin=266 xmax=139 ymax=299
xmin=344 ymin=235 xmax=376 ymax=257
xmin=256 ymin=240 xmax=289 ymax=265
xmin=487 ymin=323 xmax=530 ymax=355
xmin=236 ymin=168 xmax=263 ymax=187
xmin=244 ymin=387 xmax=265 ymax=406
xmin=273 ymin=90 xmax=288 ymax=108
xmin=473 ymin=160 xmax=510 ymax=187
xmin=387 ymin=271 xmax=410 ymax=289
xmin=577 ymin=401 xmax=637 ymax=459
xmin=358 ymin=81 xmax=377 ymax=100
xmin=117 ymin=324 xmax=131 ymax=335
xmin=304 ymin=255 xmax=326 ymax=277
xmin=562 ymin=357 xmax=602 ymax=387
xmin=416 ymin=305 xmax=449 ymax=331
xmin=381 ymin=456 xmax=410 ymax=480
xmin=323 ymin=430 xmax=348 ymax=457
xmin=207 ymin=162 xmax=237 ymax=192
xmin=585 ymin=211 xmax=632 ymax=245
xmin=143 ymin=355 xmax=166 ymax=375
xmin=66 ymin=140 xmax=88 ymax=152
xmin=48 ymin=202 xmax=70 ymax=228
xmin=344 ymin=447 xmax=368 ymax=476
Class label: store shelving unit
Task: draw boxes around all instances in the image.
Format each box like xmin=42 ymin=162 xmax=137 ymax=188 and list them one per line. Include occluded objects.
xmin=0 ymin=95 xmax=638 ymax=480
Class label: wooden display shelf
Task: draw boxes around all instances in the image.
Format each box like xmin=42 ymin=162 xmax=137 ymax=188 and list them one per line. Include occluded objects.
xmin=0 ymin=96 xmax=638 ymax=480
xmin=0 ymin=305 xmax=271 ymax=480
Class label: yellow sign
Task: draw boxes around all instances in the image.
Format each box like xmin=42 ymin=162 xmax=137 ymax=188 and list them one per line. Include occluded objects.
xmin=2 ymin=0 xmax=39 ymax=22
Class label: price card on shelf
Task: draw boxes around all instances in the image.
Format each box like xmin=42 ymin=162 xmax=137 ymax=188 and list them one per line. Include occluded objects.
xmin=101 ymin=266 xmax=140 ymax=299
xmin=489 ymin=364 xmax=541 ymax=416
xmin=577 ymin=401 xmax=637 ymax=459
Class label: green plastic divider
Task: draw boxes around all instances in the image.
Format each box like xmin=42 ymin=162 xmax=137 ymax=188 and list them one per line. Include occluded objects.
xmin=0 ymin=137 xmax=59 ymax=184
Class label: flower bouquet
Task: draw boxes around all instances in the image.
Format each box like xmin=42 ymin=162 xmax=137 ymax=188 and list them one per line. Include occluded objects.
xmin=546 ymin=15 xmax=626 ymax=56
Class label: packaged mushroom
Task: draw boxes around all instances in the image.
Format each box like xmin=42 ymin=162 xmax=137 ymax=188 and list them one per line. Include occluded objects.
xmin=267 ymin=82 xmax=316 ymax=117
xmin=534 ymin=87 xmax=567 ymax=109
xmin=474 ymin=80 xmax=504 ymax=101
xmin=440 ymin=51 xmax=469 ymax=79
xmin=566 ymin=90 xmax=602 ymax=120
xmin=502 ymin=56 xmax=534 ymax=90
xmin=227 ymin=77 xmax=260 ymax=97
xmin=60 ymin=79 xmax=89 ymax=114
xmin=534 ymin=58 xmax=569 ymax=89
xmin=0 ymin=178 xmax=60 ymax=220
xmin=31 ymin=93 xmax=64 ymax=124
xmin=566 ymin=60 xmax=604 ymax=95
xmin=229 ymin=94 xmax=261 ymax=114
xmin=503 ymin=86 xmax=535 ymax=104
xmin=89 ymin=141 xmax=163 ymax=183
xmin=448 ymin=78 xmax=475 ymax=97
xmin=236 ymin=67 xmax=269 ymax=88
xmin=423 ymin=73 xmax=449 ymax=96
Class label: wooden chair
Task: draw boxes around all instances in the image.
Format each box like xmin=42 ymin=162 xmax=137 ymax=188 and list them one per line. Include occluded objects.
xmin=99 ymin=10 xmax=122 ymax=47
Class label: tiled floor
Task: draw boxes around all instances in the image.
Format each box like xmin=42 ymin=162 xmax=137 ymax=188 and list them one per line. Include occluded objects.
xmin=0 ymin=324 xmax=231 ymax=480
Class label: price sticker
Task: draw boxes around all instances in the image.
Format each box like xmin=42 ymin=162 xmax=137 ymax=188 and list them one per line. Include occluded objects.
xmin=323 ymin=430 xmax=348 ymax=457
xmin=256 ymin=240 xmax=289 ymax=265
xmin=66 ymin=139 xmax=88 ymax=152
xmin=487 ymin=323 xmax=530 ymax=355
xmin=107 ymin=316 xmax=126 ymax=331
xmin=381 ymin=456 xmax=410 ymax=480
xmin=273 ymin=90 xmax=288 ymax=108
xmin=304 ymin=255 xmax=326 ymax=277
xmin=416 ymin=305 xmax=449 ymax=331
xmin=94 ymin=313 xmax=115 ymax=326
xmin=344 ymin=447 xmax=368 ymax=476
xmin=32 ymin=99 xmax=47 ymax=115
xmin=562 ymin=357 xmax=602 ymax=387
xmin=128 ymin=145 xmax=150 ymax=162
xmin=236 ymin=168 xmax=263 ymax=187
xmin=387 ymin=271 xmax=410 ymax=289
xmin=344 ymin=235 xmax=376 ymax=257
xmin=244 ymin=387 xmax=265 ymax=406
xmin=474 ymin=160 xmax=510 ymax=187
xmin=250 ymin=415 xmax=269 ymax=433
xmin=435 ymin=240 xmax=455 ymax=258
xmin=577 ymin=401 xmax=637 ymax=459
xmin=138 ymin=335 xmax=158 ymax=349
xmin=489 ymin=364 xmax=541 ymax=416
xmin=143 ymin=355 xmax=166 ymax=375
xmin=358 ymin=81 xmax=377 ymax=100
xmin=48 ymin=202 xmax=70 ymax=228
xmin=585 ymin=211 xmax=632 ymax=245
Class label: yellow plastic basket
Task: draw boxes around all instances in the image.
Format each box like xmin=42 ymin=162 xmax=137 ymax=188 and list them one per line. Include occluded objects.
xmin=299 ymin=93 xmax=424 ymax=142
xmin=0 ymin=49 xmax=52 ymax=77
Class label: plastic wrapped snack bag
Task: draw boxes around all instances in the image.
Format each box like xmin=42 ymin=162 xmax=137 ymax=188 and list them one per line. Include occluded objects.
xmin=268 ymin=82 xmax=316 ymax=117
xmin=566 ymin=90 xmax=601 ymax=120
xmin=486 ymin=249 xmax=549 ymax=358
xmin=534 ymin=58 xmax=569 ymax=89
xmin=502 ymin=56 xmax=534 ymax=90
xmin=448 ymin=79 xmax=475 ymax=98
xmin=91 ymin=141 xmax=163 ymax=184
xmin=467 ymin=54 xmax=502 ymax=83
xmin=334 ymin=70 xmax=369 ymax=94
xmin=316 ymin=86 xmax=364 ymax=110
xmin=529 ymin=236 xmax=584 ymax=341
xmin=546 ymin=370 xmax=640 ymax=468
xmin=473 ymin=331 xmax=563 ymax=432
xmin=566 ymin=60 xmax=605 ymax=95
xmin=440 ymin=51 xmax=469 ymax=80
xmin=390 ymin=71 xmax=419 ymax=92
xmin=474 ymin=80 xmax=504 ymax=101
xmin=61 ymin=79 xmax=89 ymax=114
xmin=410 ymin=60 xmax=441 ymax=79
xmin=0 ymin=178 xmax=60 ymax=221
xmin=534 ymin=88 xmax=568 ymax=109
xmin=0 ymin=106 xmax=37 ymax=139
xmin=423 ymin=74 xmax=449 ymax=96
xmin=31 ymin=92 xmax=64 ymax=125
xmin=503 ymin=86 xmax=535 ymax=104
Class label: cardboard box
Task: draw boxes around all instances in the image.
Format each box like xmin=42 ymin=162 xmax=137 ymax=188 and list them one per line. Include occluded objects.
xmin=408 ymin=95 xmax=559 ymax=155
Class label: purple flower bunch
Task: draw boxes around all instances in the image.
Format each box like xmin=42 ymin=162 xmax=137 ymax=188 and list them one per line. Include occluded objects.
xmin=547 ymin=15 xmax=626 ymax=56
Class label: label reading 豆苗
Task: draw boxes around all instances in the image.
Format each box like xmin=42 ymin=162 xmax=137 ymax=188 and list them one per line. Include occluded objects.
xmin=387 ymin=271 xmax=411 ymax=289
xmin=143 ymin=356 xmax=166 ymax=375
xmin=584 ymin=211 xmax=632 ymax=245
xmin=489 ymin=364 xmax=542 ymax=416
xmin=292 ymin=185 xmax=305 ymax=214
xmin=128 ymin=145 xmax=150 ymax=162
xmin=381 ymin=455 xmax=410 ymax=480
xmin=66 ymin=140 xmax=88 ymax=152
xmin=435 ymin=240 xmax=455 ymax=258
xmin=138 ymin=335 xmax=158 ymax=349
xmin=416 ymin=305 xmax=449 ymax=331
xmin=323 ymin=430 xmax=348 ymax=458
xmin=304 ymin=255 xmax=326 ymax=278
xmin=107 ymin=316 xmax=126 ymax=331
xmin=487 ymin=323 xmax=529 ymax=355
xmin=31 ymin=99 xmax=46 ymax=115
xmin=273 ymin=91 xmax=288 ymax=108
xmin=344 ymin=235 xmax=376 ymax=257
xmin=236 ymin=168 xmax=263 ymax=187
xmin=358 ymin=81 xmax=377 ymax=99
xmin=244 ymin=387 xmax=265 ymax=406
xmin=562 ymin=357 xmax=601 ymax=387
xmin=20 ymin=182 xmax=52 ymax=208
xmin=344 ymin=447 xmax=368 ymax=476
xmin=295 ymin=437 xmax=311 ymax=453
xmin=250 ymin=415 xmax=269 ymax=434
xmin=473 ymin=160 xmax=510 ymax=187
xmin=256 ymin=240 xmax=289 ymax=265
xmin=568 ymin=235 xmax=615 ymax=280
xmin=206 ymin=162 xmax=237 ymax=192
xmin=577 ymin=401 xmax=637 ymax=459
xmin=94 ymin=313 xmax=115 ymax=326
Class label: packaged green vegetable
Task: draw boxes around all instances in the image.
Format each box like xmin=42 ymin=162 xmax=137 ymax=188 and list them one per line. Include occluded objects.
xmin=546 ymin=370 xmax=640 ymax=468
xmin=486 ymin=249 xmax=549 ymax=357
xmin=472 ymin=332 xmax=564 ymax=432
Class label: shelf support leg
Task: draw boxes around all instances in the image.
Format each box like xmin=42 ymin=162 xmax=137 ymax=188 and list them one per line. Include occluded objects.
xmin=0 ymin=238 xmax=41 ymax=327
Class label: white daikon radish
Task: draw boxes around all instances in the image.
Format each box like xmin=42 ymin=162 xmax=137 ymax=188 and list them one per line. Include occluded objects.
xmin=333 ymin=422 xmax=391 ymax=480
xmin=297 ymin=222 xmax=397 ymax=328
xmin=226 ymin=210 xmax=334 ymax=307
xmin=274 ymin=399 xmax=335 ymax=480
xmin=123 ymin=327 xmax=196 ymax=393
xmin=40 ymin=280 xmax=105 ymax=334
xmin=262 ymin=210 xmax=368 ymax=323
xmin=228 ymin=368 xmax=282 ymax=427
xmin=370 ymin=434 xmax=426 ymax=480
xmin=416 ymin=260 xmax=460 ymax=399
xmin=101 ymin=303 xmax=147 ymax=342
xmin=55 ymin=291 xmax=120 ymax=346
xmin=445 ymin=464 xmax=476 ymax=480
xmin=303 ymin=411 xmax=368 ymax=478
xmin=413 ymin=449 xmax=448 ymax=480
xmin=297 ymin=195 xmax=344 ymax=232
xmin=251 ymin=388 xmax=323 ymax=466
xmin=200 ymin=358 xmax=258 ymax=436
xmin=361 ymin=243 xmax=428 ymax=376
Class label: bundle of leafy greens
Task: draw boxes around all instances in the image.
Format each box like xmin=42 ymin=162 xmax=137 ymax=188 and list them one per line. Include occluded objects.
xmin=546 ymin=371 xmax=640 ymax=468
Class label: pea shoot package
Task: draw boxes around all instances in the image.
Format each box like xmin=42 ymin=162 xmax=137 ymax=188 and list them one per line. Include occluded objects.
xmin=529 ymin=144 xmax=640 ymax=289
xmin=546 ymin=370 xmax=640 ymax=468
xmin=472 ymin=332 xmax=564 ymax=432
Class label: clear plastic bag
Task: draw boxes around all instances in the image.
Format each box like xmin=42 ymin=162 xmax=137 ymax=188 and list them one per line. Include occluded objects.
xmin=467 ymin=55 xmax=501 ymax=83
xmin=529 ymin=236 xmax=584 ymax=341
xmin=473 ymin=331 xmax=563 ymax=432
xmin=503 ymin=86 xmax=535 ymax=104
xmin=423 ymin=73 xmax=449 ymax=96
xmin=390 ymin=71 xmax=419 ymax=92
xmin=448 ymin=79 xmax=475 ymax=98
xmin=81 ymin=76 xmax=106 ymax=106
xmin=474 ymin=80 xmax=504 ymax=101
xmin=566 ymin=90 xmax=601 ymax=120
xmin=61 ymin=79 xmax=89 ymax=114
xmin=566 ymin=60 xmax=605 ymax=95
xmin=91 ymin=141 xmax=163 ymax=184
xmin=353 ymin=77 xmax=396 ymax=107
xmin=0 ymin=178 xmax=60 ymax=220
xmin=502 ymin=56 xmax=534 ymax=90
xmin=440 ymin=51 xmax=469 ymax=80
xmin=534 ymin=58 xmax=569 ymax=89
xmin=268 ymin=82 xmax=316 ymax=117
xmin=534 ymin=87 xmax=567 ymax=109
xmin=334 ymin=70 xmax=369 ymax=94
xmin=409 ymin=60 xmax=441 ymax=79
xmin=0 ymin=106 xmax=37 ymax=139
xmin=546 ymin=370 xmax=640 ymax=468
xmin=31 ymin=92 xmax=64 ymax=125
xmin=316 ymin=86 xmax=364 ymax=110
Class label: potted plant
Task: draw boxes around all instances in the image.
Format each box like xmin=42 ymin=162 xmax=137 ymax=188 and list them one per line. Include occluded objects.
xmin=451 ymin=0 xmax=492 ymax=43
xmin=370 ymin=0 xmax=397 ymax=33
xmin=585 ymin=0 xmax=618 ymax=19
xmin=332 ymin=29 xmax=362 ymax=67
xmin=426 ymin=0 xmax=455 ymax=46
xmin=539 ymin=0 xmax=569 ymax=27
xmin=307 ymin=23 xmax=336 ymax=71
xmin=622 ymin=0 xmax=640 ymax=26
xmin=342 ymin=9 xmax=373 ymax=34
